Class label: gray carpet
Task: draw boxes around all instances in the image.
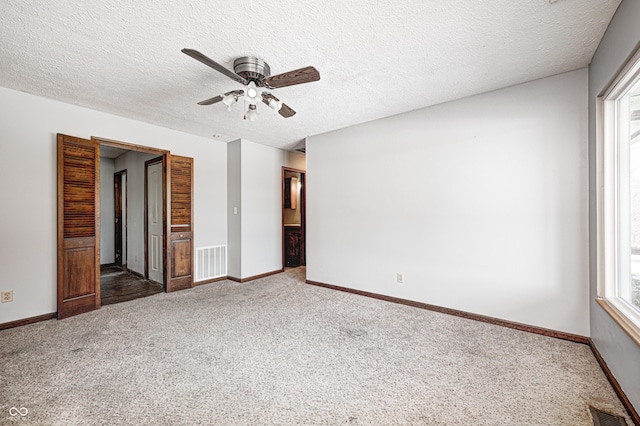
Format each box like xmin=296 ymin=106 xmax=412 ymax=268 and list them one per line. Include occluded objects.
xmin=0 ymin=267 xmax=632 ymax=425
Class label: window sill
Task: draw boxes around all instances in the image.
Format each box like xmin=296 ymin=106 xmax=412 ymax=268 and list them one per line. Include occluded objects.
xmin=596 ymin=297 xmax=640 ymax=347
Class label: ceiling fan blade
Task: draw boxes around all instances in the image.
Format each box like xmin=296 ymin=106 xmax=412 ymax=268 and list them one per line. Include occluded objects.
xmin=262 ymin=93 xmax=297 ymax=118
xmin=197 ymin=90 xmax=244 ymax=106
xmin=278 ymin=103 xmax=296 ymax=118
xmin=198 ymin=95 xmax=222 ymax=106
xmin=261 ymin=92 xmax=277 ymax=103
xmin=264 ymin=66 xmax=320 ymax=89
xmin=182 ymin=48 xmax=247 ymax=85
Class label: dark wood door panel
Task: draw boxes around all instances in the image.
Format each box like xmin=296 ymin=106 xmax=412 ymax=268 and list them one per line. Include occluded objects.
xmin=167 ymin=155 xmax=193 ymax=292
xmin=57 ymin=134 xmax=100 ymax=319
xmin=168 ymin=231 xmax=192 ymax=291
xmin=63 ymin=246 xmax=96 ymax=300
xmin=171 ymin=232 xmax=192 ymax=278
xmin=170 ymin=158 xmax=192 ymax=230
xmin=60 ymin=295 xmax=99 ymax=320
xmin=62 ymin=143 xmax=97 ymax=239
xmin=285 ymin=227 xmax=302 ymax=267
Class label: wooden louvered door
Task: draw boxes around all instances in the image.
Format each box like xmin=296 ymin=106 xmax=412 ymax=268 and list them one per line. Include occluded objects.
xmin=57 ymin=134 xmax=100 ymax=319
xmin=167 ymin=155 xmax=193 ymax=292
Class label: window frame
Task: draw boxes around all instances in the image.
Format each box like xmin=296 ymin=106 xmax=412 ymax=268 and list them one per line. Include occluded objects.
xmin=596 ymin=44 xmax=640 ymax=348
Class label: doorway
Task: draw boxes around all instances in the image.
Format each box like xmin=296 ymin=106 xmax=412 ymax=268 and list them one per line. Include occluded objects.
xmin=282 ymin=167 xmax=306 ymax=269
xmin=57 ymin=134 xmax=195 ymax=319
xmin=99 ymin=146 xmax=165 ymax=306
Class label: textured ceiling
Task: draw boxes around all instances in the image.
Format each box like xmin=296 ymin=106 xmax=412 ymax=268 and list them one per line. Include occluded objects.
xmin=0 ymin=0 xmax=621 ymax=150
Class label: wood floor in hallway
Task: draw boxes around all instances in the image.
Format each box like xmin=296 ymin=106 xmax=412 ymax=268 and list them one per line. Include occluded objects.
xmin=100 ymin=264 xmax=163 ymax=306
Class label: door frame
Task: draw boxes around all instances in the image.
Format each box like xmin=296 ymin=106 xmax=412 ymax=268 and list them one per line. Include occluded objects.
xmin=144 ymin=156 xmax=165 ymax=286
xmin=281 ymin=167 xmax=306 ymax=269
xmin=114 ymin=169 xmax=127 ymax=268
xmin=93 ymin=137 xmax=170 ymax=291
xmin=58 ymin=135 xmax=194 ymax=319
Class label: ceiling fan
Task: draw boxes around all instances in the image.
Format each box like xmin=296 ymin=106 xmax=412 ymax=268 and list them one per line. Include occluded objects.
xmin=182 ymin=48 xmax=320 ymax=121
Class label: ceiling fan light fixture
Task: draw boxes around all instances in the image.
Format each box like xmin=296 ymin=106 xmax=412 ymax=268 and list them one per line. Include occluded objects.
xmin=268 ymin=98 xmax=282 ymax=113
xmin=246 ymin=104 xmax=258 ymax=121
xmin=222 ymin=93 xmax=237 ymax=111
xmin=246 ymin=81 xmax=259 ymax=102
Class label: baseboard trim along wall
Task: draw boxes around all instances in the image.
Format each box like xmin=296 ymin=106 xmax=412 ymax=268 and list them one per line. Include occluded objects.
xmin=194 ymin=276 xmax=227 ymax=286
xmin=589 ymin=340 xmax=640 ymax=425
xmin=0 ymin=312 xmax=57 ymax=331
xmin=228 ymin=269 xmax=284 ymax=283
xmin=127 ymin=268 xmax=145 ymax=279
xmin=305 ymin=280 xmax=589 ymax=343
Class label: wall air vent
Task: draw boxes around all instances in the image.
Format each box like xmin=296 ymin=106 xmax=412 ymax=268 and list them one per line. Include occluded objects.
xmin=195 ymin=245 xmax=227 ymax=281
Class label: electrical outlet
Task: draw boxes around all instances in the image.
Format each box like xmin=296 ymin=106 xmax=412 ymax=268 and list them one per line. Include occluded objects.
xmin=396 ymin=273 xmax=404 ymax=284
xmin=1 ymin=290 xmax=13 ymax=303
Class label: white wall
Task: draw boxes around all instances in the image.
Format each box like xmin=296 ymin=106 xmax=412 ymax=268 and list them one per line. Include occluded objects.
xmin=307 ymin=69 xmax=589 ymax=336
xmin=284 ymin=150 xmax=306 ymax=171
xmin=227 ymin=140 xmax=242 ymax=278
xmin=226 ymin=139 xmax=286 ymax=279
xmin=0 ymin=86 xmax=227 ymax=324
xmin=240 ymin=140 xmax=285 ymax=278
xmin=114 ymin=151 xmax=159 ymax=275
xmin=226 ymin=141 xmax=305 ymax=279
xmin=588 ymin=0 xmax=640 ymax=412
xmin=99 ymin=157 xmax=115 ymax=265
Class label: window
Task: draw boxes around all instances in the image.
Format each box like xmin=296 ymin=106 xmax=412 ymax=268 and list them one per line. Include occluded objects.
xmin=597 ymin=46 xmax=640 ymax=346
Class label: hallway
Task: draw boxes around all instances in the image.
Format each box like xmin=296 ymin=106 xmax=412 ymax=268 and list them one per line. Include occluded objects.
xmin=100 ymin=265 xmax=163 ymax=306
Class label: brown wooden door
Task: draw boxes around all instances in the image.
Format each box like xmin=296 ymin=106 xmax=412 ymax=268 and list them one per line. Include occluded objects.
xmin=167 ymin=155 xmax=193 ymax=292
xmin=57 ymin=134 xmax=100 ymax=319
xmin=284 ymin=227 xmax=302 ymax=267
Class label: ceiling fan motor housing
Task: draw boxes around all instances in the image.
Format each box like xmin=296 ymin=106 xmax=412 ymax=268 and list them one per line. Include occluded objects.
xmin=233 ymin=56 xmax=271 ymax=85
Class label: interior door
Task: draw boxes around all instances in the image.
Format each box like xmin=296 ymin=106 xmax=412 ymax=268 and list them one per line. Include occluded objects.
xmin=114 ymin=171 xmax=125 ymax=267
xmin=167 ymin=155 xmax=193 ymax=292
xmin=147 ymin=160 xmax=163 ymax=284
xmin=57 ymin=134 xmax=100 ymax=319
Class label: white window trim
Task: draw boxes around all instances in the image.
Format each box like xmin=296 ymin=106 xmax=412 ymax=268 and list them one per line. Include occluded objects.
xmin=596 ymin=44 xmax=640 ymax=348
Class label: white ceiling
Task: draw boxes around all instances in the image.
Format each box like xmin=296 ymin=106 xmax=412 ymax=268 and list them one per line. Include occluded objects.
xmin=100 ymin=145 xmax=129 ymax=159
xmin=0 ymin=0 xmax=621 ymax=150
